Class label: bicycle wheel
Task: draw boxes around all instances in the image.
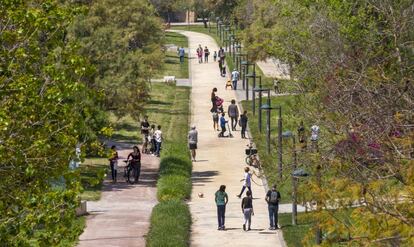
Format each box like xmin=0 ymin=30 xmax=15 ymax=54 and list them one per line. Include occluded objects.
xmin=245 ymin=156 xmax=252 ymax=166
xmin=127 ymin=166 xmax=136 ymax=184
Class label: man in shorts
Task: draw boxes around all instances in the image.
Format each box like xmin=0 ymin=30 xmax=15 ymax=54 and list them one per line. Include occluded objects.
xmin=188 ymin=125 xmax=198 ymax=162
xmin=140 ymin=116 xmax=150 ymax=154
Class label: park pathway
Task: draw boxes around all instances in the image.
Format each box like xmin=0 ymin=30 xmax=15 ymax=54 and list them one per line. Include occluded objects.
xmin=77 ymin=144 xmax=159 ymax=247
xmin=171 ymin=30 xmax=286 ymax=247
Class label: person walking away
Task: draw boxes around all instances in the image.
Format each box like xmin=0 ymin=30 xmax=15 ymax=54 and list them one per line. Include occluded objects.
xmin=212 ymin=110 xmax=219 ymax=131
xmin=178 ymin=46 xmax=185 ymax=64
xmin=188 ymin=125 xmax=198 ymax=162
xmin=219 ymin=112 xmax=227 ymax=137
xmin=197 ymin=44 xmax=203 ymax=63
xmin=127 ymin=146 xmax=141 ymax=183
xmin=228 ymin=99 xmax=239 ymax=131
xmin=231 ymin=69 xmax=240 ymax=90
xmin=240 ymin=110 xmax=248 ymax=138
xmin=237 ymin=167 xmax=252 ymax=198
xmin=218 ymin=46 xmax=225 ymax=63
xmin=108 ymin=145 xmax=118 ymax=183
xmin=265 ymin=185 xmax=281 ymax=230
xmin=213 ymin=51 xmax=217 ymax=62
xmin=204 ymin=46 xmax=210 ymax=63
xmin=210 ymin=87 xmax=218 ymax=113
xmin=140 ymin=116 xmax=150 ymax=154
xmin=154 ymin=125 xmax=163 ymax=157
xmin=241 ymin=190 xmax=254 ymax=231
xmin=215 ymin=185 xmax=228 ymax=230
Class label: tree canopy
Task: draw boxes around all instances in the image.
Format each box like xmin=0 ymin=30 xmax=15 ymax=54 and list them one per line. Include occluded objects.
xmin=70 ymin=0 xmax=164 ymax=120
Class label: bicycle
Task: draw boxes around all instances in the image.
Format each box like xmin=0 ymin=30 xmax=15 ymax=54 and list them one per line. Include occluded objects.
xmin=245 ymin=142 xmax=260 ymax=168
xmin=123 ymin=160 xmax=137 ymax=184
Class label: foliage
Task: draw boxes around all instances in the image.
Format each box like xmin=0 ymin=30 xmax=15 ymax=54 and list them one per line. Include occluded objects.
xmin=147 ymin=200 xmax=191 ymax=247
xmin=79 ymin=158 xmax=107 ymax=201
xmin=0 ymin=0 xmax=104 ymax=245
xmin=70 ymin=0 xmax=164 ymax=120
xmin=238 ymin=0 xmax=414 ymax=245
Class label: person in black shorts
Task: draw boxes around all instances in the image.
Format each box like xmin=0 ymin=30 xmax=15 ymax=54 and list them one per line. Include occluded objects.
xmin=140 ymin=116 xmax=150 ymax=153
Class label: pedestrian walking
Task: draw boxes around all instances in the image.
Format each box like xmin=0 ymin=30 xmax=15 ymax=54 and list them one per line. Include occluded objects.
xmin=237 ymin=167 xmax=252 ymax=198
xmin=218 ymin=46 xmax=225 ymax=63
xmin=149 ymin=124 xmax=156 ymax=154
xmin=197 ymin=44 xmax=203 ymax=63
xmin=210 ymin=87 xmax=218 ymax=113
xmin=126 ymin=146 xmax=141 ymax=183
xmin=218 ymin=60 xmax=223 ymax=76
xmin=219 ymin=112 xmax=227 ymax=137
xmin=265 ymin=185 xmax=281 ymax=230
xmin=228 ymin=99 xmax=239 ymax=131
xmin=212 ymin=110 xmax=219 ymax=131
xmin=204 ymin=46 xmax=210 ymax=63
xmin=178 ymin=46 xmax=185 ymax=64
xmin=231 ymin=69 xmax=240 ymax=90
xmin=240 ymin=110 xmax=248 ymax=138
xmin=140 ymin=116 xmax=150 ymax=153
xmin=154 ymin=125 xmax=163 ymax=157
xmin=108 ymin=145 xmax=118 ymax=183
xmin=241 ymin=190 xmax=254 ymax=231
xmin=188 ymin=125 xmax=198 ymax=162
xmin=213 ymin=51 xmax=217 ymax=62
xmin=215 ymin=185 xmax=228 ymax=230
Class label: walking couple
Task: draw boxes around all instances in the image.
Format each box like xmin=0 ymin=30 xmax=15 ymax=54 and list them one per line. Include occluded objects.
xmin=197 ymin=44 xmax=210 ymax=63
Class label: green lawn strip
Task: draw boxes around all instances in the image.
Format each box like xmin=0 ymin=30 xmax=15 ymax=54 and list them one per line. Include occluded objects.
xmin=156 ymin=31 xmax=189 ymax=78
xmin=147 ymin=85 xmax=191 ymax=247
xmin=279 ymin=212 xmax=312 ymax=247
xmin=80 ymin=158 xmax=107 ymax=201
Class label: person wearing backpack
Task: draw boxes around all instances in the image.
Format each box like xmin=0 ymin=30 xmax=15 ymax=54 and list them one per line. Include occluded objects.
xmin=215 ymin=185 xmax=228 ymax=230
xmin=265 ymin=185 xmax=281 ymax=230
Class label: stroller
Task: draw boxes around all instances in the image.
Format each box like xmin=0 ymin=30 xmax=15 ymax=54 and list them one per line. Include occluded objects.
xmin=218 ymin=122 xmax=234 ymax=138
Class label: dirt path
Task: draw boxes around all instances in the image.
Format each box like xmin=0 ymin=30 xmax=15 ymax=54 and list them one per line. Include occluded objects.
xmin=77 ymin=144 xmax=159 ymax=247
xmin=171 ymin=29 xmax=286 ymax=247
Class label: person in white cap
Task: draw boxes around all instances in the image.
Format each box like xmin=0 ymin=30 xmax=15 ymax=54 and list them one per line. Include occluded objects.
xmin=188 ymin=125 xmax=198 ymax=161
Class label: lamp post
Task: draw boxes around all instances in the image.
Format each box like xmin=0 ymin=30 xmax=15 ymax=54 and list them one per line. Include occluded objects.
xmin=282 ymin=131 xmax=298 ymax=226
xmin=218 ymin=22 xmax=224 ymax=41
xmin=241 ymin=61 xmax=255 ymax=100
xmin=253 ymin=86 xmax=270 ymax=133
xmin=223 ymin=26 xmax=230 ymax=51
xmin=246 ymin=72 xmax=258 ymax=115
xmin=216 ymin=18 xmax=220 ymax=36
xmin=236 ymin=52 xmax=247 ymax=78
xmin=228 ymin=34 xmax=235 ymax=57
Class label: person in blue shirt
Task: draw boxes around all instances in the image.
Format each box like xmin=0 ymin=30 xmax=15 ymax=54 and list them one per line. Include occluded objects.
xmin=178 ymin=47 xmax=185 ymax=63
xmin=219 ymin=112 xmax=227 ymax=137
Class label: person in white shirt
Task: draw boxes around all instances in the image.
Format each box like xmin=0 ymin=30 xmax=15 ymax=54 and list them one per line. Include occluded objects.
xmin=188 ymin=125 xmax=198 ymax=161
xmin=237 ymin=167 xmax=252 ymax=198
xmin=154 ymin=125 xmax=163 ymax=157
xmin=231 ymin=69 xmax=240 ymax=90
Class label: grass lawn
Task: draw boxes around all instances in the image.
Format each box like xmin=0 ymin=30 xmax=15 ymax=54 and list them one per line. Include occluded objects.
xmin=156 ymin=31 xmax=189 ymax=78
xmin=80 ymin=158 xmax=107 ymax=201
xmin=146 ymin=85 xmax=192 ymax=246
xmin=280 ymin=212 xmax=312 ymax=247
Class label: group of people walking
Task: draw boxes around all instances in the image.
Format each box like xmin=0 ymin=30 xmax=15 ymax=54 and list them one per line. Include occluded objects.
xmin=210 ymin=87 xmax=249 ymax=139
xmin=215 ymin=183 xmax=281 ymax=231
xmin=107 ymin=115 xmax=163 ymax=184
xmin=196 ymin=44 xmax=211 ymax=63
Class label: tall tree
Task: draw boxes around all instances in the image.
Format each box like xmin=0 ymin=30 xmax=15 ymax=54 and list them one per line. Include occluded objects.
xmin=71 ymin=0 xmax=164 ymax=120
xmin=0 ymin=0 xmax=104 ymax=245
xmin=240 ymin=0 xmax=414 ymax=244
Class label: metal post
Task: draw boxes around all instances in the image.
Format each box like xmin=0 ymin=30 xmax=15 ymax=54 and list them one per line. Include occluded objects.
xmin=258 ymin=78 xmax=263 ymax=133
xmin=245 ymin=64 xmax=249 ymax=100
xmin=252 ymin=65 xmax=256 ymax=102
xmin=278 ymin=106 xmax=283 ymax=180
xmin=292 ymin=135 xmax=297 ymax=225
xmin=252 ymin=73 xmax=256 ymax=116
xmin=266 ymin=109 xmax=271 ymax=154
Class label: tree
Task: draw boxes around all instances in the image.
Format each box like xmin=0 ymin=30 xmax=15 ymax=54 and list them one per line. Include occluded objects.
xmin=70 ymin=0 xmax=164 ymax=120
xmin=151 ymin=0 xmax=184 ymax=24
xmin=0 ymin=0 xmax=104 ymax=245
xmin=239 ymin=0 xmax=414 ymax=244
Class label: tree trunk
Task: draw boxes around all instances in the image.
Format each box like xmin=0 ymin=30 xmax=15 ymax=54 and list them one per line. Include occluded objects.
xmin=202 ymin=17 xmax=207 ymax=28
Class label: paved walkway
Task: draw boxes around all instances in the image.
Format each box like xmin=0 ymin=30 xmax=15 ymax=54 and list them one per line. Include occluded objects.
xmin=256 ymin=58 xmax=290 ymax=80
xmin=172 ymin=30 xmax=286 ymax=247
xmin=77 ymin=145 xmax=159 ymax=247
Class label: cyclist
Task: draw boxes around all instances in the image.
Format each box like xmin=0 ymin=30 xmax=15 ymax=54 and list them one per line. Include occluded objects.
xmin=140 ymin=116 xmax=150 ymax=154
xmin=126 ymin=146 xmax=141 ymax=183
